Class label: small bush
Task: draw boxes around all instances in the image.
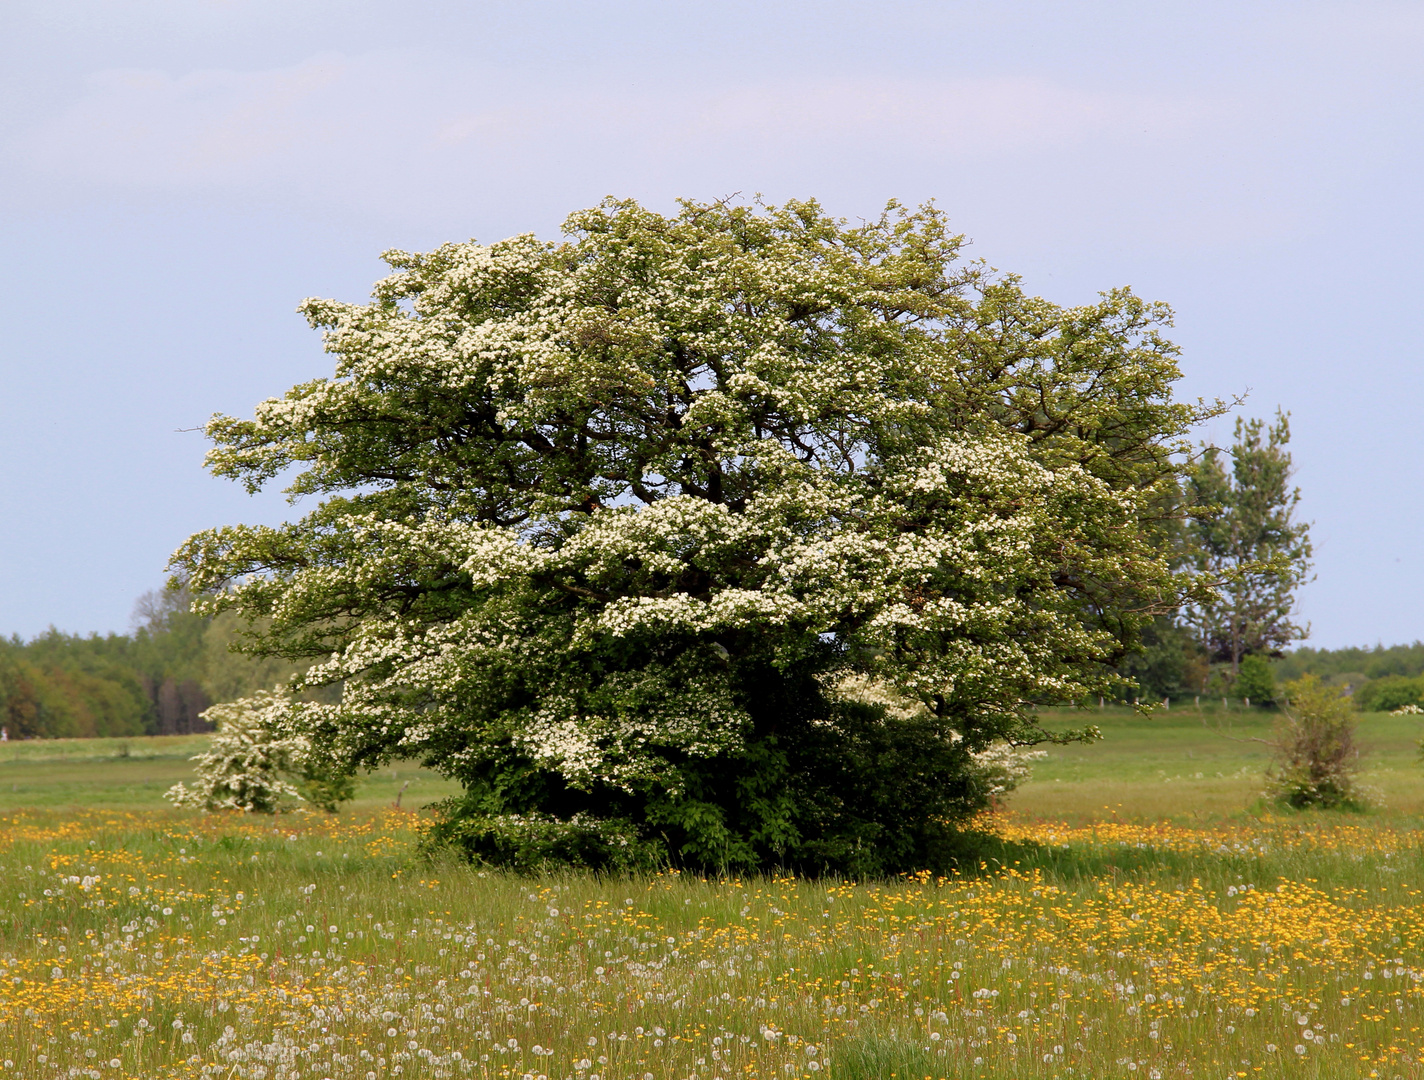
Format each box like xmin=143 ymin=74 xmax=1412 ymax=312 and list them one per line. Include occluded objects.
xmin=294 ymin=764 xmax=358 ymax=813
xmin=1354 ymin=674 xmax=1424 ymax=714
xmin=1265 ymin=675 xmax=1364 ymax=810
xmin=165 ymin=691 xmax=354 ymax=813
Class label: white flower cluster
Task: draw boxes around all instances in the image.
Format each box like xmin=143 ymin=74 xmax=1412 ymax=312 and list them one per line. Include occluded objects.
xmin=833 ymin=673 xmax=1046 ymax=795
xmin=208 ymin=426 xmax=1131 ymax=790
xmin=967 ymin=740 xmax=1049 ymax=797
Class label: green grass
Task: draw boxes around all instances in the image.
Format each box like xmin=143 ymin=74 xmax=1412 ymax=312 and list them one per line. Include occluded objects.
xmin=2 ymin=709 xmax=1424 ymax=1079
xmin=0 ymin=733 xmax=463 ymax=811
xmin=0 ymin=733 xmax=212 ymax=764
xmin=1010 ymin=704 xmax=1424 ymax=821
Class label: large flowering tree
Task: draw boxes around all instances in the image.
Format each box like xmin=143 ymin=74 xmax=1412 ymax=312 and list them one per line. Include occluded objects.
xmin=174 ymin=198 xmax=1214 ymax=873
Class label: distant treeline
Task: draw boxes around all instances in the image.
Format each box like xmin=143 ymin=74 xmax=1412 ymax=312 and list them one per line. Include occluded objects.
xmin=1275 ymin=642 xmax=1424 ymax=712
xmin=1121 ymin=621 xmax=1424 ymax=710
xmin=0 ymin=591 xmax=305 ymax=739
xmin=5 ymin=591 xmax=1423 ymax=737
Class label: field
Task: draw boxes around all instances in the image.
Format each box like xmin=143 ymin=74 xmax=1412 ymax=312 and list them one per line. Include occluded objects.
xmin=2 ymin=708 xmax=1424 ymax=1080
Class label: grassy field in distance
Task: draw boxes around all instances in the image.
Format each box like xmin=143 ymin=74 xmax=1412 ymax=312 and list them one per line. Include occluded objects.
xmin=0 ymin=733 xmax=463 ymax=811
xmin=1 ymin=705 xmax=1419 ymax=817
xmin=1009 ymin=703 xmax=1424 ymax=822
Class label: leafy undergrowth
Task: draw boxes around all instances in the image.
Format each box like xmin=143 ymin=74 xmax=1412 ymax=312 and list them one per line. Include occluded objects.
xmin=1 ymin=808 xmax=1423 ymax=1079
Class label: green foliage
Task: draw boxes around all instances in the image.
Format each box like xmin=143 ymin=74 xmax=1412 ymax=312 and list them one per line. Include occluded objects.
xmin=1235 ymin=653 xmax=1276 ymax=704
xmin=172 ymin=196 xmax=1221 ymax=875
xmin=1275 ymin=641 xmax=1424 ymax=686
xmin=0 ymin=632 xmax=152 ymax=738
xmin=1265 ymin=675 xmax=1364 ymax=810
xmin=199 ymin=610 xmax=312 ymax=705
xmin=1272 ymin=642 xmax=1424 ymax=712
xmin=1114 ymin=616 xmax=1208 ymax=701
xmin=1185 ymin=411 xmax=1313 ymax=677
xmin=1354 ymin=674 xmax=1424 ymax=714
xmin=420 ymin=811 xmax=664 ymax=872
xmin=0 ymin=648 xmax=44 ymax=738
xmin=422 ymin=691 xmax=1012 ymax=876
xmin=294 ymin=760 xmax=359 ymax=813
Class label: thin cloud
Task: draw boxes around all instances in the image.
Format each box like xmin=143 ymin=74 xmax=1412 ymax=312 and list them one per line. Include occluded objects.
xmin=689 ymin=76 xmax=1208 ymax=152
xmin=6 ymin=49 xmax=1359 ymax=255
xmin=20 ymin=54 xmax=359 ymax=187
xmin=15 ymin=52 xmax=1212 ymax=201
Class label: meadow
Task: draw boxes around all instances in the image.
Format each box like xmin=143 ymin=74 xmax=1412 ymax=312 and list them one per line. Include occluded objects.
xmin=2 ymin=707 xmax=1423 ymax=1080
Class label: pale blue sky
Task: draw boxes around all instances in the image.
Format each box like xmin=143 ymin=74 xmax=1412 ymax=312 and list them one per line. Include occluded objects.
xmin=1 ymin=1 xmax=1421 ymax=648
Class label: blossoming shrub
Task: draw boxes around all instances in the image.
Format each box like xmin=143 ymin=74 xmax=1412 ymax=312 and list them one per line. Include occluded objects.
xmin=165 ymin=691 xmax=353 ymax=813
xmin=172 ymin=197 xmax=1216 ymax=873
xmin=969 ymin=740 xmax=1048 ymax=799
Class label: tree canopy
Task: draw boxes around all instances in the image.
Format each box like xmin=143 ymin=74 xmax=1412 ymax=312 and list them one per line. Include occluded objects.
xmin=174 ymin=197 xmax=1218 ymax=873
xmin=1185 ymin=410 xmax=1313 ymax=677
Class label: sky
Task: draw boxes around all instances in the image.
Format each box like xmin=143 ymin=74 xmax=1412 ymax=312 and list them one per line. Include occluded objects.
xmin=0 ymin=0 xmax=1420 ymax=649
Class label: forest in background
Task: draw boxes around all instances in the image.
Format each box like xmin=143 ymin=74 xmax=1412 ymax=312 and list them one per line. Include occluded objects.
xmin=1095 ymin=618 xmax=1424 ymax=712
xmin=3 ymin=587 xmax=1424 ymax=739
xmin=0 ymin=590 xmax=304 ymax=739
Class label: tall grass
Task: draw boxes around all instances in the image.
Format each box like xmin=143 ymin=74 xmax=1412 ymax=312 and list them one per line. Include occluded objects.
xmin=3 ymin=806 xmax=1424 ymax=1079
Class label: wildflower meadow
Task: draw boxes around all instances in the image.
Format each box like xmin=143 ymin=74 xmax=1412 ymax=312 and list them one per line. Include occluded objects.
xmin=4 ymin=759 xmax=1424 ymax=1080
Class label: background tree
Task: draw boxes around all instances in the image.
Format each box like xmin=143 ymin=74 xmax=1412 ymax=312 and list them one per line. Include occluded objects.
xmin=0 ymin=589 xmax=318 ymax=739
xmin=1114 ymin=615 xmax=1207 ymax=702
xmin=1185 ymin=410 xmax=1313 ymax=684
xmin=1235 ymin=653 xmax=1276 ymax=704
xmin=129 ymin=588 xmax=213 ymax=734
xmin=0 ymin=646 xmax=44 ymax=738
xmin=199 ymin=610 xmax=310 ymax=705
xmin=1 ymin=631 xmax=152 ymax=738
xmin=1107 ymin=460 xmax=1214 ymax=704
xmin=1275 ymin=641 xmax=1424 ymax=710
xmin=172 ymin=196 xmax=1220 ymax=874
